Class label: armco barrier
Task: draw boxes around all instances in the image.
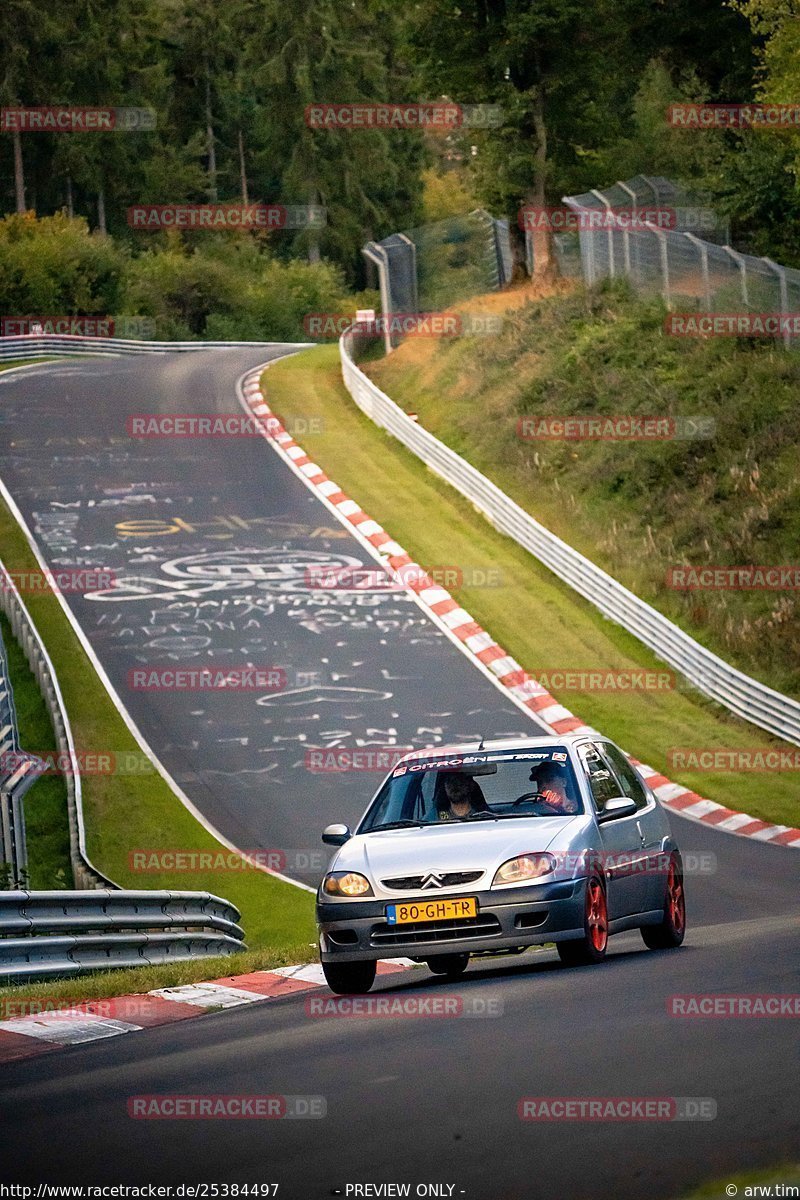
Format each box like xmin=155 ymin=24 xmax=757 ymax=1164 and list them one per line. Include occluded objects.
xmin=0 ymin=890 xmax=245 ymax=980
xmin=0 ymin=334 xmax=311 ymax=359
xmin=0 ymin=560 xmax=114 ymax=890
xmin=339 ymin=328 xmax=800 ymax=747
xmin=0 ymin=623 xmax=44 ymax=886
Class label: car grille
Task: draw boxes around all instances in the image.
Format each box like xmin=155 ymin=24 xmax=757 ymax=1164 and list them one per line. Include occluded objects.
xmin=370 ymin=914 xmax=501 ymax=947
xmin=380 ymin=870 xmax=483 ymax=890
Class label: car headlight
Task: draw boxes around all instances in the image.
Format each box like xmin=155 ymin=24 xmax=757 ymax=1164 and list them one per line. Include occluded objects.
xmin=492 ymin=853 xmax=556 ymax=886
xmin=322 ymin=871 xmax=374 ymax=897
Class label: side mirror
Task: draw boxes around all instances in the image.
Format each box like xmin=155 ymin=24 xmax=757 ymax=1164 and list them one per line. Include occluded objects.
xmin=322 ymin=823 xmax=351 ymax=846
xmin=596 ymin=797 xmax=638 ymax=824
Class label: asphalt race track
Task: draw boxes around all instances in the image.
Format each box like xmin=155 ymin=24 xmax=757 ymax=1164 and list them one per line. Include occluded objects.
xmin=0 ymin=350 xmax=539 ymax=880
xmin=0 ymin=351 xmax=797 ymax=1198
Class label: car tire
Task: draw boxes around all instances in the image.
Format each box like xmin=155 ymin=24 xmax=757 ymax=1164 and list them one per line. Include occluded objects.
xmin=425 ymin=953 xmax=470 ymax=978
xmin=641 ymin=854 xmax=686 ymax=950
xmin=557 ymin=874 xmax=608 ymax=966
xmin=321 ymin=959 xmax=377 ymax=995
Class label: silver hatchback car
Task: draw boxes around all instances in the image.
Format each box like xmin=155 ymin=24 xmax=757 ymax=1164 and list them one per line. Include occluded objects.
xmin=316 ymin=735 xmax=686 ymax=993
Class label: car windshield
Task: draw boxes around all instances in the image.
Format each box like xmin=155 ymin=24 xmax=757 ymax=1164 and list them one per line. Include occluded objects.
xmin=359 ymin=748 xmax=583 ymax=832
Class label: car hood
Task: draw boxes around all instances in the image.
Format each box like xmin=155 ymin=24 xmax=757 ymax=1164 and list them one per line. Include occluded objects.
xmin=331 ymin=816 xmax=588 ymax=890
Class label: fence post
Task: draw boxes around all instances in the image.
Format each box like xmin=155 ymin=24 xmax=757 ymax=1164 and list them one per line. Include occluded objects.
xmin=761 ymin=257 xmax=791 ymax=348
xmin=616 ymin=180 xmax=639 ymax=278
xmin=651 ymin=228 xmax=671 ymax=306
xmin=723 ymin=245 xmax=749 ymax=308
xmin=590 ymin=189 xmax=615 ymax=278
xmin=362 ymin=242 xmax=393 ymax=355
xmin=683 ymin=233 xmax=711 ymax=309
xmin=396 ymin=234 xmax=418 ymax=313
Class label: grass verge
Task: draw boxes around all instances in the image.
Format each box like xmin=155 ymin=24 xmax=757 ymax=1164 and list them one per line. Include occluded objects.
xmin=367 ymin=280 xmax=800 ymax=700
xmin=261 ymin=345 xmax=799 ymax=830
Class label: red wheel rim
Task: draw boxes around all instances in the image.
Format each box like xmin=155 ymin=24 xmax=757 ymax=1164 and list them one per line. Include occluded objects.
xmin=667 ymin=863 xmax=685 ymax=934
xmin=587 ymin=879 xmax=608 ymax=952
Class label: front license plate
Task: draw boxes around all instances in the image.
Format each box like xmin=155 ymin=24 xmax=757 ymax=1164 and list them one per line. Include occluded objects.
xmin=386 ymin=897 xmax=478 ymax=925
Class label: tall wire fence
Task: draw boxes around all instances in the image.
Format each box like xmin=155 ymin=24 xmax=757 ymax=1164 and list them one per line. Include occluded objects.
xmin=363 ymin=209 xmax=512 ymax=350
xmin=560 ymin=175 xmax=800 ymax=349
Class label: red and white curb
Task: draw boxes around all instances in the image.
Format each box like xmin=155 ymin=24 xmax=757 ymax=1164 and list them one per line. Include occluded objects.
xmin=239 ymin=367 xmax=800 ymax=852
xmin=0 ymin=960 xmax=416 ymax=1065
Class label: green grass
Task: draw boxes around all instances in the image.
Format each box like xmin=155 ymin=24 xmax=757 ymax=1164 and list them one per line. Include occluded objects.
xmin=0 ymin=613 xmax=71 ymax=889
xmin=0 ymin=944 xmax=319 ymax=1010
xmin=261 ymin=346 xmax=799 ymax=830
xmin=676 ymin=1163 xmax=800 ymax=1199
xmin=0 ymin=359 xmax=62 ymax=372
xmin=0 ymin=472 xmax=314 ymax=955
xmin=368 ymin=280 xmax=800 ymax=701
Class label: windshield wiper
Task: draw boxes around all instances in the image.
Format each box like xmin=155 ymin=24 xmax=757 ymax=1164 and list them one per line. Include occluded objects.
xmin=466 ymin=810 xmax=550 ymax=820
xmin=364 ymin=819 xmax=430 ymax=833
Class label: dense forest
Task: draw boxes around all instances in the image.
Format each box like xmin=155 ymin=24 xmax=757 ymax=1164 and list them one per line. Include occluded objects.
xmin=2 ymin=0 xmax=799 ymax=333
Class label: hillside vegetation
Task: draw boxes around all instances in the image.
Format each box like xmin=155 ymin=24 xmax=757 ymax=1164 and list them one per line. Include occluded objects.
xmin=366 ymin=281 xmax=800 ymax=701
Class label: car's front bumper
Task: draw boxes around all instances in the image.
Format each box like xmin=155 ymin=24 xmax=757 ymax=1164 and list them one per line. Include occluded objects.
xmin=316 ymin=879 xmax=586 ymax=962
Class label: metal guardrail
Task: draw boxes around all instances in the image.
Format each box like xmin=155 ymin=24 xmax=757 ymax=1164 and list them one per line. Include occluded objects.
xmin=0 ymin=624 xmax=43 ymax=887
xmin=339 ymin=328 xmax=800 ymax=747
xmin=0 ymin=890 xmax=245 ymax=980
xmin=0 ymin=334 xmax=311 ymax=360
xmin=0 ymin=560 xmax=115 ymax=890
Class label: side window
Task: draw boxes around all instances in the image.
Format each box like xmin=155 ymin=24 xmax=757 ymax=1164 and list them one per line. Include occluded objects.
xmin=599 ymin=743 xmax=649 ymax=811
xmin=577 ymin=743 xmax=620 ymax=813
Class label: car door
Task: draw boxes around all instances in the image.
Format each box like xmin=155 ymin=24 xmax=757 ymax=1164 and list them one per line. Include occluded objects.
xmin=576 ymin=741 xmax=645 ymax=918
xmin=598 ymin=741 xmax=666 ymax=913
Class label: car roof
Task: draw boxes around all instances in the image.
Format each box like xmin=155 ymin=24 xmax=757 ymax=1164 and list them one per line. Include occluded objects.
xmin=394 ymin=733 xmax=598 ymax=764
